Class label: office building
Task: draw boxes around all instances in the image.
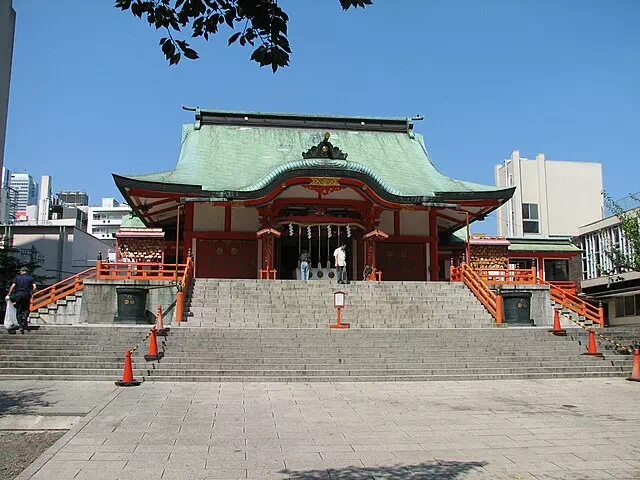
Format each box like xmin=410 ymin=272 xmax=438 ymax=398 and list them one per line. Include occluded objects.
xmin=495 ymin=150 xmax=603 ymax=237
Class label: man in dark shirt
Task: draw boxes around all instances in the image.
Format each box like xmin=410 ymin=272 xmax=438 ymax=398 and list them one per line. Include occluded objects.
xmin=299 ymin=250 xmax=311 ymax=280
xmin=7 ymin=267 xmax=37 ymax=331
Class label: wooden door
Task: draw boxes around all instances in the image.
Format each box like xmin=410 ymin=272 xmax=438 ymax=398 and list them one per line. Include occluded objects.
xmin=376 ymin=242 xmax=426 ymax=281
xmin=196 ymin=239 xmax=257 ymax=278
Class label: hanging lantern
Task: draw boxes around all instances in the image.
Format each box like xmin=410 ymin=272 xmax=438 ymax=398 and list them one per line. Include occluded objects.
xmin=289 ymin=223 xmax=294 ymax=236
xmin=346 ymin=225 xmax=351 ymax=238
xmin=327 ymin=225 xmax=332 ymax=238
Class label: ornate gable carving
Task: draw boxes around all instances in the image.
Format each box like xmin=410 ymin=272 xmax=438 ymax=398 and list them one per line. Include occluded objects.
xmin=302 ymin=132 xmax=348 ymax=160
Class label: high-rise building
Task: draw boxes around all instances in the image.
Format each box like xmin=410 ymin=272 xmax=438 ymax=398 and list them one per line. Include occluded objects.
xmin=495 ymin=150 xmax=604 ymax=237
xmin=58 ymin=191 xmax=89 ymax=207
xmin=38 ymin=175 xmax=52 ymax=224
xmin=87 ymin=198 xmax=132 ymax=247
xmin=0 ymin=166 xmax=16 ymax=222
xmin=0 ymin=0 xmax=15 ymax=174
xmin=8 ymin=172 xmax=38 ymax=218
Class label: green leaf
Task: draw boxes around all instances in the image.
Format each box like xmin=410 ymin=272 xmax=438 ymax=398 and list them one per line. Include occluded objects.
xmin=228 ymin=32 xmax=241 ymax=45
xmin=183 ymin=48 xmax=199 ymax=59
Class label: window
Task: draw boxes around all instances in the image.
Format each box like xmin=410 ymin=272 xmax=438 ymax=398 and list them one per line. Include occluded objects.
xmin=544 ymin=259 xmax=569 ymax=281
xmin=510 ymin=258 xmax=537 ymax=271
xmin=615 ymin=294 xmax=640 ymax=317
xmin=522 ymin=203 xmax=539 ymax=234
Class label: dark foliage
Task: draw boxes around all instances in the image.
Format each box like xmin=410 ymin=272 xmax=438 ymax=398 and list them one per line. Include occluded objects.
xmin=115 ymin=0 xmax=373 ymax=71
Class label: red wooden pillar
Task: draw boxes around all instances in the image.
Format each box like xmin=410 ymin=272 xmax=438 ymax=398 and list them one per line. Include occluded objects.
xmin=224 ymin=204 xmax=231 ymax=232
xmin=429 ymin=209 xmax=439 ymax=281
xmin=184 ymin=202 xmax=194 ymax=260
xmin=365 ymin=236 xmax=376 ymax=268
xmin=257 ymin=228 xmax=281 ymax=279
xmin=393 ymin=211 xmax=400 ymax=236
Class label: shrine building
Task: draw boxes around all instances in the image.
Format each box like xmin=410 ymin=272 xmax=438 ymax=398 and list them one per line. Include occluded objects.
xmin=113 ymin=108 xmax=516 ymax=281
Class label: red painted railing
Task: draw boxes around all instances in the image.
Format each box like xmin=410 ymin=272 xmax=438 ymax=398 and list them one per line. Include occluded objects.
xmin=31 ymin=259 xmax=196 ymax=314
xmin=451 ymin=263 xmax=503 ymax=324
xmin=452 ymin=266 xmax=601 ymax=327
xmin=30 ymin=268 xmax=97 ymax=312
xmin=175 ymin=256 xmax=194 ymax=323
xmin=547 ymin=281 xmax=577 ymax=296
xmin=538 ymin=278 xmax=604 ymax=327
xmin=96 ymin=261 xmax=188 ymax=281
xmin=474 ymin=267 xmax=537 ymax=285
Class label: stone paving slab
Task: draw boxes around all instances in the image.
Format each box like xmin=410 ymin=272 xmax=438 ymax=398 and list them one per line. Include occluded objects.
xmin=12 ymin=378 xmax=640 ymax=479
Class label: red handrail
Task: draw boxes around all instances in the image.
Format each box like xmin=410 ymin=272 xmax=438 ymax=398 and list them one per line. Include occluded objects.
xmin=452 ymin=265 xmax=602 ymax=327
xmin=96 ymin=261 xmax=188 ymax=281
xmin=538 ymin=278 xmax=604 ymax=327
xmin=175 ymin=256 xmax=194 ymax=323
xmin=452 ymin=263 xmax=503 ymax=324
xmin=473 ymin=267 xmax=537 ymax=285
xmin=30 ymin=267 xmax=97 ymax=312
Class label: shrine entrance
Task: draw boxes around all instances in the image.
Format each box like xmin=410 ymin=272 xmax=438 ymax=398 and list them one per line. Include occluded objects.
xmin=276 ymin=223 xmax=361 ymax=280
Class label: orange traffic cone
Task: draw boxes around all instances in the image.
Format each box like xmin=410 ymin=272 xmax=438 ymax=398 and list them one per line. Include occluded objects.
xmin=156 ymin=305 xmax=169 ymax=336
xmin=549 ymin=308 xmax=566 ymax=336
xmin=583 ymin=329 xmax=603 ymax=357
xmin=627 ymin=348 xmax=640 ymax=382
xmin=115 ymin=350 xmax=141 ymax=387
xmin=144 ymin=326 xmax=163 ymax=361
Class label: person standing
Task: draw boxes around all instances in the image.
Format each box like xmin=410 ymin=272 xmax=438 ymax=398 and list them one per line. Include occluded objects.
xmin=299 ymin=250 xmax=311 ymax=280
xmin=333 ymin=244 xmax=347 ymax=284
xmin=7 ymin=267 xmax=37 ymax=332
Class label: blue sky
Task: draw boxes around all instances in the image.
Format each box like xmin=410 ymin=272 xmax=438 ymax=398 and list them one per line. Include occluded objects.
xmin=5 ymin=0 xmax=640 ymax=233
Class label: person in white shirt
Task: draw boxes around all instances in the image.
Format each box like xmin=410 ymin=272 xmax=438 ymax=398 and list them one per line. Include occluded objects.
xmin=333 ymin=244 xmax=347 ymax=284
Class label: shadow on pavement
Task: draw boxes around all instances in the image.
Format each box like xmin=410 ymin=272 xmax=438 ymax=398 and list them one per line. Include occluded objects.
xmin=281 ymin=460 xmax=488 ymax=479
xmin=0 ymin=387 xmax=53 ymax=415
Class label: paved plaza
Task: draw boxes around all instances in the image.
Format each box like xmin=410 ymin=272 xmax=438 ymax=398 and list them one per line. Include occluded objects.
xmin=5 ymin=379 xmax=639 ymax=480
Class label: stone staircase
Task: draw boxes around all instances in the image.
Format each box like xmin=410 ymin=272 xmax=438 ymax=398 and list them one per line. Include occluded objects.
xmin=552 ymin=300 xmax=594 ymax=328
xmin=0 ymin=325 xmax=634 ymax=382
xmin=185 ymin=279 xmax=495 ymax=328
xmin=28 ymin=291 xmax=84 ymax=325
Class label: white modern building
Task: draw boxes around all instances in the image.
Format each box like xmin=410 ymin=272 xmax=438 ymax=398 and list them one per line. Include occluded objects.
xmin=495 ymin=150 xmax=604 ymax=237
xmin=8 ymin=172 xmax=38 ymax=218
xmin=579 ymin=204 xmax=640 ymax=326
xmin=0 ymin=0 xmax=15 ymax=173
xmin=87 ymin=198 xmax=131 ymax=246
xmin=0 ymin=166 xmax=16 ymax=222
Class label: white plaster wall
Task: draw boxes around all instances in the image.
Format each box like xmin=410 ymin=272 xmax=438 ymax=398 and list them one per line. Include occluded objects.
xmin=400 ymin=211 xmax=429 ymax=236
xmin=519 ymin=160 xmax=540 ymax=202
xmin=545 ymin=160 xmax=603 ymax=236
xmin=231 ymin=207 xmax=260 ymax=232
xmin=379 ymin=210 xmax=394 ymax=234
xmin=193 ymin=203 xmax=224 ymax=231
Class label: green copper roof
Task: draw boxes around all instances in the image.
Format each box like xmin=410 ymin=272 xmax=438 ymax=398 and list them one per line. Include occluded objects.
xmin=507 ymin=237 xmax=581 ymax=253
xmin=119 ymin=215 xmax=146 ymax=228
xmin=123 ymin=121 xmax=509 ymax=201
